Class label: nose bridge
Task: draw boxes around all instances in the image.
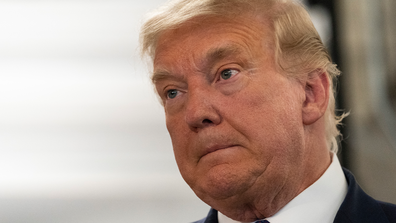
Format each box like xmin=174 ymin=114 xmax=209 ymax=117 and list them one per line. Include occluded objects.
xmin=184 ymin=84 xmax=221 ymax=129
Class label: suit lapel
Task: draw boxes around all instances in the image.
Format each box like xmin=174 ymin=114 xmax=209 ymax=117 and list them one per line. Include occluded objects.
xmin=334 ymin=168 xmax=390 ymax=223
xmin=204 ymin=208 xmax=219 ymax=223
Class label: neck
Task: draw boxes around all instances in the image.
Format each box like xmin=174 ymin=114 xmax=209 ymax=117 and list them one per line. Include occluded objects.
xmin=299 ymin=117 xmax=332 ymax=194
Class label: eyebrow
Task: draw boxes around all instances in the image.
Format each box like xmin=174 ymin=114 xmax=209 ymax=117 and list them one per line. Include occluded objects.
xmin=151 ymin=44 xmax=245 ymax=83
xmin=203 ymin=45 xmax=244 ymax=70
xmin=151 ymin=69 xmax=172 ymax=84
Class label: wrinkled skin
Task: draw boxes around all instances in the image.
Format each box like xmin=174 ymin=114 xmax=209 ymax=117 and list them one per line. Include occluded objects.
xmin=153 ymin=15 xmax=331 ymax=221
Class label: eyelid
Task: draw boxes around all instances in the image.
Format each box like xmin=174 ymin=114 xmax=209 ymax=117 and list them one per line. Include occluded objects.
xmin=157 ymin=79 xmax=184 ymax=99
xmin=162 ymin=86 xmax=174 ymax=99
xmin=216 ymin=66 xmax=241 ymax=82
xmin=162 ymin=84 xmax=186 ymax=101
xmin=215 ymin=63 xmax=241 ymax=75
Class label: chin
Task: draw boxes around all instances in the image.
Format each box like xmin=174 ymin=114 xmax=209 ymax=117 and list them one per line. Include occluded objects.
xmin=192 ymin=164 xmax=255 ymax=201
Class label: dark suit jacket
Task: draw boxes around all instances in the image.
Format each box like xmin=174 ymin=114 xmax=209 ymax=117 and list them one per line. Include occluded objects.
xmin=193 ymin=168 xmax=396 ymax=223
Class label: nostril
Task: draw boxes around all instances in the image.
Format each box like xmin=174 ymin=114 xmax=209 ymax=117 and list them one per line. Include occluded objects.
xmin=202 ymin=119 xmax=213 ymax=124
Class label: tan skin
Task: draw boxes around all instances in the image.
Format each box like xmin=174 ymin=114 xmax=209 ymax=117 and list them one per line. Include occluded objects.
xmin=153 ymin=15 xmax=331 ymax=221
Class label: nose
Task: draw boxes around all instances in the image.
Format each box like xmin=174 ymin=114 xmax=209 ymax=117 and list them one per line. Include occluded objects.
xmin=184 ymin=89 xmax=221 ymax=131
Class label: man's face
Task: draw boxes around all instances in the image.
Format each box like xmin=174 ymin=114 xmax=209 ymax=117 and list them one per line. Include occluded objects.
xmin=153 ymin=16 xmax=308 ymax=219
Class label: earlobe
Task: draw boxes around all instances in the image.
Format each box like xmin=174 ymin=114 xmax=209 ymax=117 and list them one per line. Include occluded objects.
xmin=302 ymin=70 xmax=330 ymax=125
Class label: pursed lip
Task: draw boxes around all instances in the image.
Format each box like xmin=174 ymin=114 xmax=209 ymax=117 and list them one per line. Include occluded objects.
xmin=201 ymin=143 xmax=238 ymax=158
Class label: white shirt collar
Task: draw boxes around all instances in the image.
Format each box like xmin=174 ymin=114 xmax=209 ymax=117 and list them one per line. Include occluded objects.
xmin=218 ymin=153 xmax=348 ymax=223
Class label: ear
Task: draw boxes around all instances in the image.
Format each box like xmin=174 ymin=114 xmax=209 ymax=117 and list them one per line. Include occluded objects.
xmin=302 ymin=69 xmax=330 ymax=125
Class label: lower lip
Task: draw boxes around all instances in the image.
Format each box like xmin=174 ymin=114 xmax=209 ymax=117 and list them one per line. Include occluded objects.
xmin=201 ymin=145 xmax=239 ymax=160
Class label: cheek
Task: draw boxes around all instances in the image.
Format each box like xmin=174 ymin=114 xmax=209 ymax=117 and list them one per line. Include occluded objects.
xmin=165 ymin=115 xmax=196 ymax=174
xmin=166 ymin=116 xmax=187 ymax=153
xmin=227 ymin=79 xmax=304 ymax=149
xmin=217 ymin=72 xmax=251 ymax=95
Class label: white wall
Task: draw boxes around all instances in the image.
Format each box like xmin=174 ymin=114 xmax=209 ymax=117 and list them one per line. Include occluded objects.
xmin=0 ymin=1 xmax=209 ymax=222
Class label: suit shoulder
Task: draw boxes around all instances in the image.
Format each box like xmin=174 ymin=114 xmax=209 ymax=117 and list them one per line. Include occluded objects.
xmin=378 ymin=201 xmax=396 ymax=222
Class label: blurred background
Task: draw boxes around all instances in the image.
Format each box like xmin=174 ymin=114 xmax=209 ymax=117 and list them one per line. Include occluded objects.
xmin=0 ymin=0 xmax=394 ymax=222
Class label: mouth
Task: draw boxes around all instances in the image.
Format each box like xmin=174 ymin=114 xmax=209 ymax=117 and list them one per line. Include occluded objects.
xmin=201 ymin=144 xmax=238 ymax=158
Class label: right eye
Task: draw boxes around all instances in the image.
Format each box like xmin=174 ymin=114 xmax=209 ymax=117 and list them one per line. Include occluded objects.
xmin=220 ymin=68 xmax=239 ymax=80
xmin=166 ymin=89 xmax=179 ymax=99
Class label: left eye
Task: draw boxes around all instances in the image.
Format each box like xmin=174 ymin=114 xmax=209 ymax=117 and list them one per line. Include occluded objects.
xmin=166 ymin=89 xmax=179 ymax=99
xmin=220 ymin=69 xmax=238 ymax=80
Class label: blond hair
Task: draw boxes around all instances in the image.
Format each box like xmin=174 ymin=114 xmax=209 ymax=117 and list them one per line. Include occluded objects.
xmin=140 ymin=0 xmax=347 ymax=153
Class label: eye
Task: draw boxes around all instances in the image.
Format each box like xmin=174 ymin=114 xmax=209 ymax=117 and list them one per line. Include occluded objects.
xmin=220 ymin=69 xmax=239 ymax=80
xmin=166 ymin=89 xmax=179 ymax=99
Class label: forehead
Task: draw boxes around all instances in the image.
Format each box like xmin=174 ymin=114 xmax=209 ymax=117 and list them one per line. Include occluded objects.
xmin=153 ymin=15 xmax=274 ymax=70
